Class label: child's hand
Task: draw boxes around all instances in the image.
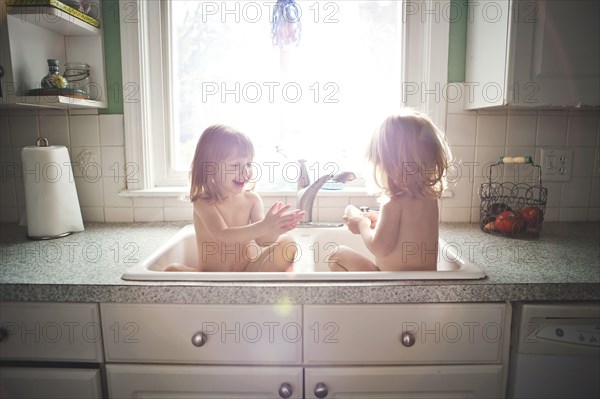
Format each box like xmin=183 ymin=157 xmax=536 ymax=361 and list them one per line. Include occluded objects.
xmin=263 ymin=202 xmax=304 ymax=234
xmin=344 ymin=205 xmax=377 ymax=230
xmin=364 ymin=211 xmax=378 ymax=229
xmin=343 ymin=214 xmax=371 ymax=234
xmin=282 ymin=209 xmax=306 ymax=230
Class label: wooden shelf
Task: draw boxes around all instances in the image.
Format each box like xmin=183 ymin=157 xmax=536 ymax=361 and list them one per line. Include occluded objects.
xmin=12 ymin=95 xmax=106 ymax=109
xmin=7 ymin=6 xmax=100 ymax=36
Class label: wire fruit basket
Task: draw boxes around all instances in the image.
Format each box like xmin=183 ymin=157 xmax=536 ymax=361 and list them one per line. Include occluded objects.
xmin=479 ymin=156 xmax=547 ymax=237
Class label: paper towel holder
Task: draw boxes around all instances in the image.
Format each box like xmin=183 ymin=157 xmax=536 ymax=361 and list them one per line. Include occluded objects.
xmin=36 ymin=137 xmax=49 ymax=147
xmin=21 ymin=137 xmax=84 ymax=240
xmin=28 ymin=231 xmax=73 ymax=240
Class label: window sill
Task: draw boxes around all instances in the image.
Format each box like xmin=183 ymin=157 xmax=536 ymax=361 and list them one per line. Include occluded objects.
xmin=119 ymin=187 xmax=374 ymax=198
xmin=119 ymin=187 xmax=454 ymax=198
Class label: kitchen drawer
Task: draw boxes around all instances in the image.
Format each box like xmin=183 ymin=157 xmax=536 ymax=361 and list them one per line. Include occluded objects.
xmin=101 ymin=304 xmax=302 ymax=365
xmin=0 ymin=367 xmax=102 ymax=399
xmin=107 ymin=364 xmax=303 ymax=399
xmin=305 ymin=365 xmax=504 ymax=398
xmin=304 ymin=303 xmax=509 ymax=365
xmin=0 ymin=302 xmax=103 ymax=362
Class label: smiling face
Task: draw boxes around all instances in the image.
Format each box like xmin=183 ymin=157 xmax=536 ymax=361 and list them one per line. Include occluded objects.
xmin=190 ymin=125 xmax=255 ymax=202
xmin=217 ymin=151 xmax=254 ymax=197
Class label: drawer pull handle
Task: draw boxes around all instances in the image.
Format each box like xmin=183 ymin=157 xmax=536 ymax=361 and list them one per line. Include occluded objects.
xmin=400 ymin=331 xmax=415 ymax=347
xmin=278 ymin=382 xmax=293 ymax=398
xmin=314 ymin=382 xmax=328 ymax=398
xmin=191 ymin=331 xmax=207 ymax=347
xmin=0 ymin=328 xmax=8 ymax=343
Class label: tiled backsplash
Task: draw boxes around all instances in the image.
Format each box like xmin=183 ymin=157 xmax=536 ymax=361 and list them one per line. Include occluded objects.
xmin=1 ymin=100 xmax=598 ymax=224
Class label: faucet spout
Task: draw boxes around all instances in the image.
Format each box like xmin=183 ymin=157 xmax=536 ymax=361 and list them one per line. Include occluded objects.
xmin=297 ymin=172 xmax=333 ymax=222
xmin=296 ymin=162 xmax=356 ymax=223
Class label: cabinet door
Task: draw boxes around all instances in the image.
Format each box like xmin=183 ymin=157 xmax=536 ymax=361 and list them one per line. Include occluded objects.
xmin=510 ymin=0 xmax=600 ymax=107
xmin=304 ymin=303 xmax=509 ymax=365
xmin=305 ymin=365 xmax=504 ymax=399
xmin=0 ymin=367 xmax=102 ymax=399
xmin=101 ymin=304 xmax=302 ymax=365
xmin=0 ymin=302 xmax=103 ymax=362
xmin=107 ymin=364 xmax=302 ymax=399
xmin=464 ymin=0 xmax=511 ymax=108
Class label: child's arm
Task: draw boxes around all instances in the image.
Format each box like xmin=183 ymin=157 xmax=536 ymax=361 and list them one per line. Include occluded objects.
xmin=195 ymin=199 xmax=298 ymax=244
xmin=347 ymin=198 xmax=401 ymax=258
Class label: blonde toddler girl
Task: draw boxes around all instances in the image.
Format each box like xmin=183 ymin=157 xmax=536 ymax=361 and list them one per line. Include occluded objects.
xmin=166 ymin=125 xmax=305 ymax=272
xmin=329 ymin=109 xmax=451 ymax=271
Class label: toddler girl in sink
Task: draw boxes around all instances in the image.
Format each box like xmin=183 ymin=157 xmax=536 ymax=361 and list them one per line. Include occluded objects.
xmin=165 ymin=125 xmax=305 ymax=272
xmin=329 ymin=109 xmax=451 ymax=272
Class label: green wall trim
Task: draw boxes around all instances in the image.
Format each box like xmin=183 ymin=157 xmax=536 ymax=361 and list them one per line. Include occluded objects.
xmin=447 ymin=0 xmax=467 ymax=83
xmin=100 ymin=0 xmax=124 ymax=114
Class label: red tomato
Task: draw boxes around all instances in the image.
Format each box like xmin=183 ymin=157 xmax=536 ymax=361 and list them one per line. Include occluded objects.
xmin=520 ymin=206 xmax=542 ymax=227
xmin=495 ymin=211 xmax=526 ymax=235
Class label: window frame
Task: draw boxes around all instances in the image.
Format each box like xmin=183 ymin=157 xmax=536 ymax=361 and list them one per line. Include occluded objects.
xmin=119 ymin=0 xmax=450 ymax=192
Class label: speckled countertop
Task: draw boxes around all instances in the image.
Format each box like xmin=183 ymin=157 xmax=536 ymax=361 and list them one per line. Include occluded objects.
xmin=0 ymin=222 xmax=598 ymax=304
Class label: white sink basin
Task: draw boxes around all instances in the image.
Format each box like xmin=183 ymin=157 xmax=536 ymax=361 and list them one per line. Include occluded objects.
xmin=122 ymin=225 xmax=486 ymax=281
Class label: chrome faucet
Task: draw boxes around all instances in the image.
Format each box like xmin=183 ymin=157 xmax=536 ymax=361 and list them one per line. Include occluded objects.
xmin=297 ymin=159 xmax=356 ymax=225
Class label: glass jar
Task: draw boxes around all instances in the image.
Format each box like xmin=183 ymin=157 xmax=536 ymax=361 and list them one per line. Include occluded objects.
xmin=64 ymin=62 xmax=90 ymax=98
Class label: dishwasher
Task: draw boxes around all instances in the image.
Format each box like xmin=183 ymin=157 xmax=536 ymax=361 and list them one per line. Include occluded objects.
xmin=508 ymin=302 xmax=600 ymax=399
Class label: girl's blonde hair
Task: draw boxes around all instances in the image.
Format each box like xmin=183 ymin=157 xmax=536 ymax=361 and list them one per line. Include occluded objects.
xmin=190 ymin=124 xmax=254 ymax=202
xmin=367 ymin=109 xmax=451 ymax=199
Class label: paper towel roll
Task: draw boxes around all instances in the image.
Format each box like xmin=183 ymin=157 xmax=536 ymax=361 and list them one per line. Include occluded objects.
xmin=22 ymin=145 xmax=84 ymax=239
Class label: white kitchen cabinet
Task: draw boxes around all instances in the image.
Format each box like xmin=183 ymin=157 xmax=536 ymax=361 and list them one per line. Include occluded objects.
xmin=465 ymin=0 xmax=599 ymax=109
xmin=304 ymin=303 xmax=511 ymax=398
xmin=106 ymin=364 xmax=303 ymax=399
xmin=304 ymin=303 xmax=508 ymax=365
xmin=0 ymin=301 xmax=513 ymax=398
xmin=100 ymin=303 xmax=511 ymax=398
xmin=0 ymin=0 xmax=107 ymax=109
xmin=0 ymin=302 xmax=103 ymax=362
xmin=101 ymin=304 xmax=304 ymax=398
xmin=100 ymin=304 xmax=303 ymax=365
xmin=0 ymin=302 xmax=104 ymax=399
xmin=305 ymin=365 xmax=504 ymax=399
xmin=0 ymin=367 xmax=102 ymax=399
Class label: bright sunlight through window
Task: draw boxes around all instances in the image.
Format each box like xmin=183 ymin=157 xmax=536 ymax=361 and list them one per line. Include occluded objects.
xmin=167 ymin=1 xmax=404 ymax=188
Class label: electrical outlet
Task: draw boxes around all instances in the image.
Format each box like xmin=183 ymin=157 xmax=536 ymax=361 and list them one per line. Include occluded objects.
xmin=541 ymin=148 xmax=573 ymax=181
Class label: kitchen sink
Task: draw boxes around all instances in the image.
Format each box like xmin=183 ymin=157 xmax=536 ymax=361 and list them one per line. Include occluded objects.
xmin=122 ymin=225 xmax=486 ymax=281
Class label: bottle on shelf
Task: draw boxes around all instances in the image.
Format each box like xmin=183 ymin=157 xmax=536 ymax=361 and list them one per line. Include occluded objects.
xmin=41 ymin=59 xmax=68 ymax=89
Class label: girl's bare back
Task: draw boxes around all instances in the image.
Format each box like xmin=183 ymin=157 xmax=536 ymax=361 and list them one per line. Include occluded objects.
xmin=376 ymin=195 xmax=439 ymax=271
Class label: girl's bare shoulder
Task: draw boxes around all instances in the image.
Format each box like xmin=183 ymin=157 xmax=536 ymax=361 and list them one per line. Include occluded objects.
xmin=244 ymin=190 xmax=261 ymax=200
xmin=193 ymin=197 xmax=217 ymax=212
xmin=388 ymin=193 xmax=436 ymax=210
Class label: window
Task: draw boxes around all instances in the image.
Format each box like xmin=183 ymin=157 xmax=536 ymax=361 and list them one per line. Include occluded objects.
xmin=120 ymin=0 xmax=449 ymax=192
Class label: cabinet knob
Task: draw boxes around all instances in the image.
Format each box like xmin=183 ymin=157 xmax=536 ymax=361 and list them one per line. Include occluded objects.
xmin=314 ymin=382 xmax=328 ymax=398
xmin=191 ymin=331 xmax=207 ymax=347
xmin=278 ymin=382 xmax=293 ymax=398
xmin=400 ymin=331 xmax=415 ymax=347
xmin=0 ymin=328 xmax=8 ymax=343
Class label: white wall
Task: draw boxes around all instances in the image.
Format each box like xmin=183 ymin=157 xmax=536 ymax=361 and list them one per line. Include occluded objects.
xmin=1 ymin=97 xmax=598 ymax=224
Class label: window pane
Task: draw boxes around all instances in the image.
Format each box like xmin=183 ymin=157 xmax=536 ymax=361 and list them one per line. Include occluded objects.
xmin=169 ymin=1 xmax=403 ymax=182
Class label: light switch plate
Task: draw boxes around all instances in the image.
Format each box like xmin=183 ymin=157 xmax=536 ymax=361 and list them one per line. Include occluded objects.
xmin=541 ymin=148 xmax=573 ymax=182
